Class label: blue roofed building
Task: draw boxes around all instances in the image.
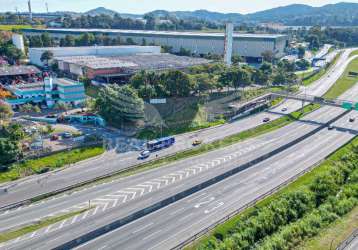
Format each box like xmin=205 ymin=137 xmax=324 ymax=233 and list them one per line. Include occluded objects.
xmin=4 ymin=77 xmax=86 ymax=108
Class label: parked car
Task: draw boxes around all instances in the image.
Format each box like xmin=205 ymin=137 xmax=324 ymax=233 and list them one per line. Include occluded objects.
xmin=138 ymin=150 xmax=150 ymax=160
xmin=51 ymin=134 xmax=59 ymax=141
xmin=62 ymin=132 xmax=72 ymax=138
xmin=328 ymin=125 xmax=334 ymax=130
xmin=281 ymin=107 xmax=288 ymax=112
xmin=192 ymin=139 xmax=203 ymax=146
xmin=349 ymin=117 xmax=355 ymax=122
xmin=263 ymin=117 xmax=270 ymax=123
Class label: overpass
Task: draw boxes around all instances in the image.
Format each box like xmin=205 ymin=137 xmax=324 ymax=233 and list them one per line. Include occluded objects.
xmin=271 ymin=92 xmax=358 ymax=110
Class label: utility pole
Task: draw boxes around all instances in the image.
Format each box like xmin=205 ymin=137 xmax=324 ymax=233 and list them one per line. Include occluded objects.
xmin=28 ymin=0 xmax=32 ymax=22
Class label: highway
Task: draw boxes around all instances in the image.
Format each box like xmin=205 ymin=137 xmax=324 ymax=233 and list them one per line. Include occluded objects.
xmin=75 ymin=108 xmax=358 ymax=250
xmin=0 ymin=103 xmax=344 ymax=233
xmin=1 ymin=50 xmax=358 ymax=249
xmin=3 ymin=93 xmax=358 ymax=250
xmin=0 ymin=48 xmax=352 ymax=209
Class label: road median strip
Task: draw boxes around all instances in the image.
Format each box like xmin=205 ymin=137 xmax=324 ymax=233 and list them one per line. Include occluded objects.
xmin=48 ymin=109 xmax=350 ymax=250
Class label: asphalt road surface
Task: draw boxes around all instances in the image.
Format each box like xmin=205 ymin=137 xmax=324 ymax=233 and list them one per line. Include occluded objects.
xmin=0 ymin=104 xmax=344 ymax=233
xmin=0 ymin=49 xmax=354 ymax=208
xmin=2 ymin=52 xmax=358 ymax=249
xmin=343 ymin=235 xmax=358 ymax=250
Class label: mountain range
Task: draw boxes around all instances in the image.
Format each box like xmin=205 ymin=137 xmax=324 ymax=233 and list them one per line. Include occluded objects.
xmin=17 ymin=2 xmax=358 ymax=26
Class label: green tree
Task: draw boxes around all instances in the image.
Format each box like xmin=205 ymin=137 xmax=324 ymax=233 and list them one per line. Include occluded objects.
xmin=261 ymin=50 xmax=275 ymax=63
xmin=0 ymin=138 xmax=21 ymax=166
xmin=193 ymin=73 xmax=216 ymax=95
xmin=95 ymin=84 xmax=144 ymax=124
xmin=233 ymin=68 xmax=251 ymax=90
xmin=297 ymin=46 xmax=306 ymax=59
xmin=252 ymin=69 xmax=269 ymax=85
xmin=164 ymin=70 xmax=193 ymax=97
xmin=41 ymin=33 xmax=53 ymax=47
xmin=260 ymin=62 xmax=273 ymax=75
xmin=0 ymin=101 xmax=13 ymax=125
xmin=40 ymin=50 xmax=54 ymax=66
xmin=296 ymin=59 xmax=310 ymax=70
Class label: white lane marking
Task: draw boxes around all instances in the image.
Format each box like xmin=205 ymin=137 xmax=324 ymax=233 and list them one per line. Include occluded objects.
xmin=132 ymin=222 xmax=154 ymax=234
xmin=71 ymin=214 xmax=79 ymax=224
xmin=194 ymin=197 xmax=215 ymax=208
xmin=178 ymin=213 xmax=193 ymax=222
xmin=169 ymin=207 xmax=186 ymax=216
xmin=186 ymin=192 xmax=207 ymax=203
xmin=204 ymin=202 xmax=224 ymax=214
xmin=142 ymin=230 xmax=162 ymax=241
xmin=58 ymin=219 xmax=68 ymax=229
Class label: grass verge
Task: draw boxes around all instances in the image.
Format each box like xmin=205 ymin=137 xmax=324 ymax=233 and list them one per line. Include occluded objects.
xmin=323 ymin=56 xmax=358 ymax=99
xmin=0 ymin=25 xmax=32 ymax=31
xmin=297 ymin=206 xmax=358 ymax=250
xmin=187 ymin=135 xmax=358 ymax=250
xmin=0 ymin=146 xmax=104 ymax=183
xmin=0 ymin=208 xmax=89 ymax=243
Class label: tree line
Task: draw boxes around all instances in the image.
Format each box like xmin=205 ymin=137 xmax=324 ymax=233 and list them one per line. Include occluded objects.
xmin=58 ymin=13 xmax=221 ymax=31
xmin=128 ymin=60 xmax=299 ymax=100
xmin=291 ymin=25 xmax=358 ymax=49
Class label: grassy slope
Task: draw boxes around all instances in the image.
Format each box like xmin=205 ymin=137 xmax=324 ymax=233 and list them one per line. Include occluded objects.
xmin=324 ymin=57 xmax=358 ymax=99
xmin=0 ymin=146 xmax=104 ymax=183
xmin=298 ymin=206 xmax=358 ymax=250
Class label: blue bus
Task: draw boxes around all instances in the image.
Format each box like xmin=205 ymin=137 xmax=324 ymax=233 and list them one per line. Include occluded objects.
xmin=147 ymin=136 xmax=175 ymax=151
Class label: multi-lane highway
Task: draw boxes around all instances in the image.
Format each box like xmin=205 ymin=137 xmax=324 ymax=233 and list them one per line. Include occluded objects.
xmin=75 ymin=107 xmax=358 ymax=250
xmin=0 ymin=104 xmax=345 ymax=233
xmin=0 ymin=49 xmax=352 ymax=209
xmin=1 ymin=49 xmax=357 ymax=249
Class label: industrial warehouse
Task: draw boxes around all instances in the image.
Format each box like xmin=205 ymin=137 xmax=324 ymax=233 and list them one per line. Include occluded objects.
xmin=22 ymin=28 xmax=288 ymax=60
xmin=29 ymin=45 xmax=210 ymax=83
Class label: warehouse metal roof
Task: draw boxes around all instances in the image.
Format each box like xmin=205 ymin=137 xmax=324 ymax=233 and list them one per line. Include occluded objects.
xmin=56 ymin=53 xmax=210 ymax=71
xmin=23 ymin=28 xmax=287 ymax=40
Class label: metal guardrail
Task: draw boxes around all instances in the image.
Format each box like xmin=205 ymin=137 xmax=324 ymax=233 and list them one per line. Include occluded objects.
xmin=336 ymin=228 xmax=358 ymax=250
xmin=171 ymin=159 xmax=324 ymax=250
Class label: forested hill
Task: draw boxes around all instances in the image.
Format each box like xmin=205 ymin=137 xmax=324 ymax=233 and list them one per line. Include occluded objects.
xmin=144 ymin=2 xmax=358 ymax=26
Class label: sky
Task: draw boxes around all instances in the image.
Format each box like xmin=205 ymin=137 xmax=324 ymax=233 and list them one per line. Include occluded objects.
xmin=2 ymin=0 xmax=358 ymax=14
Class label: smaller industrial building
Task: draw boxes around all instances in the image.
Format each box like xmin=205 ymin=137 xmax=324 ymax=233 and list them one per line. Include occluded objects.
xmin=4 ymin=77 xmax=86 ymax=108
xmin=29 ymin=46 xmax=210 ymax=83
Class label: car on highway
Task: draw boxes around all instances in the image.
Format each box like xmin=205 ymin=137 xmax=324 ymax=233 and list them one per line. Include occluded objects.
xmin=138 ymin=150 xmax=150 ymax=160
xmin=328 ymin=125 xmax=334 ymax=130
xmin=263 ymin=117 xmax=270 ymax=123
xmin=349 ymin=117 xmax=355 ymax=122
xmin=192 ymin=139 xmax=203 ymax=146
